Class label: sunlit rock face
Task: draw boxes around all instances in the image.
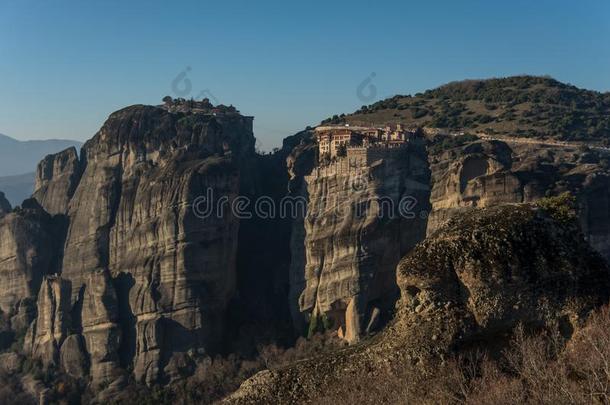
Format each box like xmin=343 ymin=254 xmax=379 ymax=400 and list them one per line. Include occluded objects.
xmin=288 ymin=141 xmax=431 ymax=342
xmin=427 ymin=140 xmax=610 ymax=260
xmin=285 ymin=136 xmax=610 ymax=344
xmin=427 ymin=140 xmax=520 ymax=234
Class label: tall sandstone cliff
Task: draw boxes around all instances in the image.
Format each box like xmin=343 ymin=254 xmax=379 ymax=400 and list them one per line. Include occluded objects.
xmin=282 ymin=135 xmax=610 ymax=345
xmin=287 ymin=141 xmax=431 ymax=342
xmin=33 ymin=147 xmax=82 ymax=216
xmin=0 ymin=199 xmax=64 ymax=338
xmin=24 ymin=105 xmax=256 ymax=385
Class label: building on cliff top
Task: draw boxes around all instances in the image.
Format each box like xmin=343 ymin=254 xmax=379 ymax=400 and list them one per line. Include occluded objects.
xmin=314 ymin=124 xmax=417 ymax=159
xmin=160 ymin=96 xmax=254 ymax=132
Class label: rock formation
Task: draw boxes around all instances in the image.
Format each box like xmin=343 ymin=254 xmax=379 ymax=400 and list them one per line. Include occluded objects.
xmin=0 ymin=199 xmax=61 ymax=334
xmin=227 ymin=203 xmax=610 ymax=404
xmin=427 ymin=140 xmax=610 ymax=259
xmin=59 ymin=334 xmax=88 ymax=378
xmin=25 ymin=275 xmax=71 ymax=366
xmin=3 ymin=97 xmax=610 ymax=400
xmin=33 ymin=147 xmax=82 ymax=216
xmin=396 ymin=203 xmax=609 ymax=348
xmin=287 ymin=140 xmax=431 ymax=342
xmin=80 ymin=269 xmax=122 ymax=383
xmin=23 ymin=104 xmax=256 ymax=385
xmin=284 ymin=135 xmax=610 ymax=344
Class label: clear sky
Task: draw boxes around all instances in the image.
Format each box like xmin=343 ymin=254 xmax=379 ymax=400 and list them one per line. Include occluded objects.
xmin=1 ymin=0 xmax=609 ymax=149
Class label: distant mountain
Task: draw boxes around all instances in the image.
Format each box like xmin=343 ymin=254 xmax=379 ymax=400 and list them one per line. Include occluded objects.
xmin=0 ymin=172 xmax=35 ymax=206
xmin=327 ymin=75 xmax=610 ymax=142
xmin=0 ymin=134 xmax=82 ymax=206
xmin=0 ymin=133 xmax=82 ymax=177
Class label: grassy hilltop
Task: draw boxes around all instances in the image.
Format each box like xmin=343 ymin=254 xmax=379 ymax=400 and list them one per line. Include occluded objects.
xmin=324 ymin=76 xmax=610 ymax=143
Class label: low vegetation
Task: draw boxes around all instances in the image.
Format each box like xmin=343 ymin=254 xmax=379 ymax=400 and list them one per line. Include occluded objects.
xmin=0 ymin=330 xmax=343 ymax=405
xmin=427 ymin=133 xmax=479 ymax=154
xmin=316 ymin=305 xmax=610 ymax=404
xmin=338 ymin=76 xmax=610 ymax=142
xmin=10 ymin=303 xmax=610 ymax=404
xmin=536 ymin=192 xmax=577 ymax=223
xmin=3 ymin=303 xmax=610 ymax=404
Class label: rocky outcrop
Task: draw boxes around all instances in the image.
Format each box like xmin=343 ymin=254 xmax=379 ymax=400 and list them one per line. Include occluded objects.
xmin=80 ymin=269 xmax=121 ymax=383
xmin=227 ymin=204 xmax=610 ymax=404
xmin=59 ymin=334 xmax=88 ymax=378
xmin=284 ymin=136 xmax=610 ymax=333
xmin=288 ymin=141 xmax=431 ymax=342
xmin=25 ymin=275 xmax=71 ymax=366
xmin=427 ymin=140 xmax=516 ymax=234
xmin=0 ymin=191 xmax=10 ymax=215
xmin=395 ymin=204 xmax=609 ymax=349
xmin=108 ymin=153 xmax=241 ymax=384
xmin=0 ymin=200 xmax=60 ymax=330
xmin=25 ymin=104 xmax=255 ymax=386
xmin=427 ymin=140 xmax=610 ymax=259
xmin=33 ymin=147 xmax=82 ymax=215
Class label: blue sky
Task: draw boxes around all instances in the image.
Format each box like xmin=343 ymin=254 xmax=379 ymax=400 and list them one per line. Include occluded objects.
xmin=1 ymin=0 xmax=609 ymax=149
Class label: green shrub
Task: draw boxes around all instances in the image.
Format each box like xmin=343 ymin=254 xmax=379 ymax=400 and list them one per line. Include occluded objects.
xmin=307 ymin=313 xmax=332 ymax=339
xmin=536 ymin=192 xmax=577 ymax=223
xmin=428 ymin=134 xmax=479 ymax=154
